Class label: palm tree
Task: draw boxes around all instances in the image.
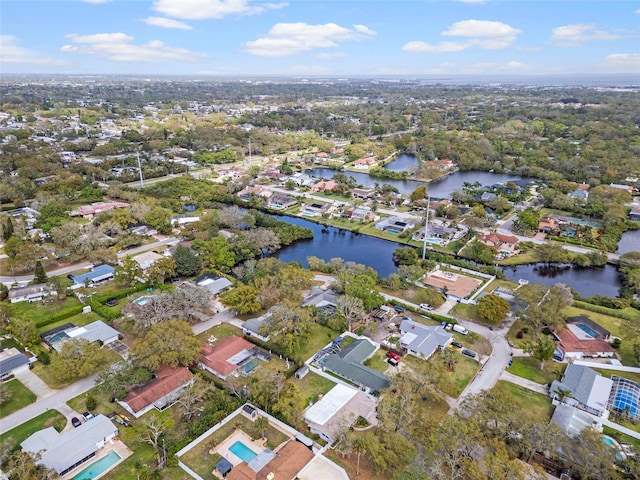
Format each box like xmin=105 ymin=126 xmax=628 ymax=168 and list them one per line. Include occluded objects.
xmin=254 ymin=416 xmax=269 ymax=440
xmin=351 ymin=435 xmax=368 ymax=476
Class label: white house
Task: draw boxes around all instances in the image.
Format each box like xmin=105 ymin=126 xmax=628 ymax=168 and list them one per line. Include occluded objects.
xmin=399 ymin=319 xmax=453 ymax=360
xmin=8 ymin=283 xmax=53 ymax=303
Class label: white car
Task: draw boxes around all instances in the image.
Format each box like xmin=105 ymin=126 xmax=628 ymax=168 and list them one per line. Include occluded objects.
xmin=419 ymin=303 xmax=433 ymax=311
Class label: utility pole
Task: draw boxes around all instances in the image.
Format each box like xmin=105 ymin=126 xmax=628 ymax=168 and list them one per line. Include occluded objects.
xmin=422 ymin=196 xmax=431 ymax=260
xmin=136 ymin=151 xmax=144 ymax=188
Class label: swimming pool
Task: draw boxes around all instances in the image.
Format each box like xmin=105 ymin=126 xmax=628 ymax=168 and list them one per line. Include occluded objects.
xmin=425 ymin=238 xmax=442 ymax=244
xmin=229 ymin=441 xmax=258 ymax=463
xmin=47 ymin=332 xmax=69 ymax=343
xmin=73 ymin=451 xmax=121 ymax=480
xmin=386 ymin=229 xmax=400 ymax=234
xmin=577 ymin=323 xmax=599 ymax=338
xmin=134 ymin=295 xmax=156 ymax=306
xmin=242 ymin=360 xmax=259 ymax=374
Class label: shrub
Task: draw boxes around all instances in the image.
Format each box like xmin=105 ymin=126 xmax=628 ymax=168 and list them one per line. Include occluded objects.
xmin=86 ymin=395 xmax=97 ymax=410
xmin=612 ymin=338 xmax=622 ymax=349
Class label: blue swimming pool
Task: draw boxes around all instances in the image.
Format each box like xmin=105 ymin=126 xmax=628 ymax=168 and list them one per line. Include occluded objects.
xmin=73 ymin=451 xmax=121 ymax=480
xmin=242 ymin=360 xmax=259 ymax=374
xmin=229 ymin=441 xmax=258 ymax=463
xmin=577 ymin=323 xmax=599 ymax=338
xmin=134 ymin=295 xmax=156 ymax=306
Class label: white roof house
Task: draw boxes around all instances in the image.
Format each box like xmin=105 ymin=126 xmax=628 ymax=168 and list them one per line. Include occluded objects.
xmin=44 ymin=321 xmax=120 ymax=352
xmin=21 ymin=414 xmax=118 ymax=475
xmin=132 ymin=251 xmax=164 ymax=271
xmin=304 ymin=383 xmax=376 ymax=442
xmin=399 ymin=319 xmax=453 ymax=360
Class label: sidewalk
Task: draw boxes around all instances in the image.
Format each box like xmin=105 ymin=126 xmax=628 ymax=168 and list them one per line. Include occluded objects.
xmin=500 ymin=370 xmax=549 ymax=395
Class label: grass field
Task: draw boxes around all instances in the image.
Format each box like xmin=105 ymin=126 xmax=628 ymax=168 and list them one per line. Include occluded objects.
xmin=11 ymin=296 xmax=83 ymax=326
xmin=492 ymin=381 xmax=554 ymax=422
xmin=294 ymin=372 xmax=336 ymax=405
xmin=508 ymin=357 xmax=565 ymax=385
xmin=364 ymin=351 xmax=391 ymax=373
xmin=196 ymin=323 xmax=244 ymax=344
xmin=38 ymin=311 xmax=104 ymax=334
xmin=0 ymin=409 xmax=67 ymax=447
xmin=0 ymin=379 xmax=37 ymax=418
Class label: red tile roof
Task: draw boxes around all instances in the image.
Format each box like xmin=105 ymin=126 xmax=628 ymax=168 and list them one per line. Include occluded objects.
xmin=227 ymin=441 xmax=314 ymax=480
xmin=122 ymin=366 xmax=193 ymax=413
xmin=556 ymin=328 xmax=615 ymax=356
xmin=200 ymin=336 xmax=255 ymax=377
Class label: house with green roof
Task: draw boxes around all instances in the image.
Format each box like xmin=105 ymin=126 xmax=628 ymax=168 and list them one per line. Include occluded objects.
xmin=322 ymin=338 xmax=389 ymax=394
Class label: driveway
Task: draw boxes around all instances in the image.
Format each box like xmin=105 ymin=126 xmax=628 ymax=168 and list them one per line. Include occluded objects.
xmin=14 ymin=369 xmax=56 ymax=400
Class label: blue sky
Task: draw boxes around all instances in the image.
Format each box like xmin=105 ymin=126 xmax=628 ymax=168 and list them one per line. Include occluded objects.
xmin=1 ymin=0 xmax=638 ymax=76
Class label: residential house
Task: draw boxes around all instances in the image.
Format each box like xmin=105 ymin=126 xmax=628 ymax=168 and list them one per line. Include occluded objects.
xmin=310 ymin=180 xmax=338 ymax=192
xmin=68 ymin=264 xmax=115 ymax=289
xmin=226 ymin=440 xmax=314 ymax=480
xmin=289 ymin=172 xmax=315 ymax=187
xmin=132 ymin=251 xmax=165 ymax=271
xmin=478 ymin=233 xmax=519 ymax=255
xmin=301 ymin=202 xmax=330 ymax=217
xmin=20 ymin=414 xmax=118 ymax=476
xmin=374 ymin=216 xmax=416 ymax=233
xmin=242 ymin=311 xmax=273 ymax=342
xmin=195 ymin=274 xmax=233 ymax=296
xmin=8 ymin=283 xmax=53 ymax=303
xmin=551 ymin=403 xmax=597 ymax=436
xmin=480 ymin=192 xmax=497 ymax=202
xmin=41 ymin=321 xmax=120 ymax=352
xmin=399 ymin=319 xmax=453 ymax=359
xmin=549 ymin=364 xmax=613 ymax=417
xmin=609 ymin=183 xmax=638 ymax=193
xmin=171 ymin=214 xmax=200 ymax=226
xmin=71 ymin=201 xmax=130 ymax=218
xmin=304 ymin=383 xmax=376 ymax=442
xmin=199 ymin=336 xmax=262 ymax=380
xmin=568 ymin=189 xmax=589 ymax=202
xmin=0 ymin=347 xmax=30 ymax=378
xmin=119 ymin=365 xmax=194 ymax=418
xmin=302 ymin=287 xmax=339 ymax=311
xmin=237 ymin=186 xmax=273 ymax=202
xmin=352 ymin=156 xmax=378 ymax=169
xmin=322 ymin=338 xmax=390 ymax=394
xmin=267 ymin=194 xmax=297 ymax=210
xmin=538 ymin=216 xmax=560 ymax=234
xmin=344 ymin=207 xmax=375 ymax=222
xmin=350 ymin=187 xmax=376 ymax=199
xmin=553 ymin=316 xmax=614 ymax=359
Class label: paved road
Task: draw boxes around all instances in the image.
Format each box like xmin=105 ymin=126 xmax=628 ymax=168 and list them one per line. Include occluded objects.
xmin=0 ymin=374 xmax=97 ymax=434
xmin=0 ymin=237 xmax=180 ymax=286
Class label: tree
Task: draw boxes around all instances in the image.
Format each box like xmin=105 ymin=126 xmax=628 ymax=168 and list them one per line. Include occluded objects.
xmin=3 ymin=449 xmax=57 ymax=480
xmin=95 ymin=360 xmax=152 ymax=400
xmin=115 ymin=256 xmax=140 ymax=286
xmin=49 ymin=338 xmax=111 ymax=383
xmin=536 ymin=242 xmax=571 ymax=264
xmin=132 ymin=320 xmax=200 ymax=370
xmin=351 ymin=434 xmax=368 ymax=476
xmin=9 ymin=315 xmax=39 ymax=346
xmin=0 ymin=379 xmax=14 ymax=406
xmin=336 ymin=295 xmax=366 ymax=332
xmin=254 ymin=415 xmax=269 ymax=439
xmin=440 ymin=347 xmax=458 ymax=372
xmin=3 ymin=216 xmax=14 ymax=241
xmin=34 ymin=260 xmax=48 ymax=284
xmin=172 ymin=245 xmax=202 ymax=277
xmin=476 ymin=294 xmax=510 ymax=324
xmin=523 ymin=336 xmax=557 ymax=370
xmin=220 ymin=284 xmax=262 ymax=314
xmin=140 ymin=412 xmax=175 ymax=469
xmin=410 ymin=185 xmax=428 ymax=203
xmin=177 ymin=374 xmax=212 ymax=422
xmin=145 ymin=257 xmax=176 ymax=284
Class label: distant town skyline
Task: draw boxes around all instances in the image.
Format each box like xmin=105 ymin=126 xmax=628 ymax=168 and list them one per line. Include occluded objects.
xmin=1 ymin=0 xmax=638 ymax=77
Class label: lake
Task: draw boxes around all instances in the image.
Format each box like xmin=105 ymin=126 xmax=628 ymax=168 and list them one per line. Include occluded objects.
xmin=273 ymin=215 xmax=623 ymax=297
xmin=616 ymin=229 xmax=640 ymax=255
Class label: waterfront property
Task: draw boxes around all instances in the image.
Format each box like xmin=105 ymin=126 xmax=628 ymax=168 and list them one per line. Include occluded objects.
xmin=478 ymin=232 xmax=519 ymax=256
xmin=20 ymin=414 xmax=118 ymax=476
xmin=374 ymin=216 xmax=416 ymax=233
xmin=119 ymin=365 xmax=193 ymax=418
xmin=553 ymin=320 xmax=615 ymax=360
xmin=304 ymin=383 xmax=376 ymax=443
xmin=422 ymin=268 xmax=483 ymax=301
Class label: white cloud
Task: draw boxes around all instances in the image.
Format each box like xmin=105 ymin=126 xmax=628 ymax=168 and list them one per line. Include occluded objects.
xmin=243 ymin=22 xmax=376 ymax=57
xmin=0 ymin=35 xmax=69 ymax=65
xmin=551 ymin=24 xmax=621 ymax=46
xmin=152 ymin=0 xmax=287 ymax=20
xmin=636 ymin=8 xmax=640 ymax=14
xmin=61 ymin=32 xmax=207 ymax=63
xmin=402 ymin=41 xmax=470 ymax=53
xmin=404 ymin=19 xmax=521 ymax=53
xmin=143 ymin=17 xmax=194 ymax=30
xmin=316 ymin=52 xmax=348 ymax=60
xmin=600 ymin=53 xmax=640 ymax=73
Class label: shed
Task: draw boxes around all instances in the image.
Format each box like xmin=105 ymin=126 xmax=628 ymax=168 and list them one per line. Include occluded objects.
xmin=295 ymin=365 xmax=310 ymax=379
xmin=216 ymin=458 xmax=233 ymax=477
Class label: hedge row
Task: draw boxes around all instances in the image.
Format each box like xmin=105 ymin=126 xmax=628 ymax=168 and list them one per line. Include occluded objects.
xmin=573 ymin=300 xmax=639 ymax=322
xmin=37 ymin=305 xmax=85 ymax=328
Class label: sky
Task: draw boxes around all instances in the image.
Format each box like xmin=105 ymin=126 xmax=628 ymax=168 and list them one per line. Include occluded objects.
xmin=1 ymin=0 xmax=639 ymax=77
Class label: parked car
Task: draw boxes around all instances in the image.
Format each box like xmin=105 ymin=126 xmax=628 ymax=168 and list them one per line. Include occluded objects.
xmin=71 ymin=417 xmax=82 ymax=428
xmin=105 ymin=298 xmax=118 ymax=307
xmin=393 ymin=305 xmax=406 ymax=313
xmin=450 ymin=341 xmax=463 ymax=350
xmin=82 ymin=411 xmax=94 ymax=421
xmin=386 ymin=351 xmax=400 ymax=361
xmin=387 ymin=357 xmax=400 ymax=367
xmin=461 ymin=349 xmax=477 ymax=358
xmin=419 ymin=303 xmax=433 ymax=311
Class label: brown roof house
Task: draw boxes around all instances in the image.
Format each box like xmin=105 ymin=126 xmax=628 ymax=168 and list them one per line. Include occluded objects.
xmin=478 ymin=233 xmax=519 ymax=255
xmin=119 ymin=366 xmax=193 ymax=418
xmin=226 ymin=440 xmax=314 ymax=480
xmin=199 ymin=336 xmax=259 ymax=380
xmin=538 ymin=216 xmax=560 ymax=234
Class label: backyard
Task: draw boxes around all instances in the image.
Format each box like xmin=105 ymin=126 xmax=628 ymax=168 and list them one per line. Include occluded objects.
xmin=492 ymin=381 xmax=554 ymax=422
xmin=508 ymin=357 xmax=565 ymax=385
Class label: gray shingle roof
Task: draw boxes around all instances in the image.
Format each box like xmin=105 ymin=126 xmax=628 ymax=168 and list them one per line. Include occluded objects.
xmin=323 ymin=339 xmax=389 ymax=392
xmin=0 ymin=348 xmax=30 ymax=376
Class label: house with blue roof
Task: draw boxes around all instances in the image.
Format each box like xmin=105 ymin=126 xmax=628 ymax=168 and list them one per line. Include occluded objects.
xmin=68 ymin=264 xmax=115 ymax=289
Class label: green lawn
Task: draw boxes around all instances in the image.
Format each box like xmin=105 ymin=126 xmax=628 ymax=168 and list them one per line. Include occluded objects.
xmin=290 ymin=323 xmax=338 ymax=363
xmin=11 ymin=296 xmax=83 ymax=326
xmin=0 ymin=379 xmax=37 ymax=418
xmin=449 ymin=303 xmax=482 ymax=323
xmin=196 ymin=323 xmax=244 ymax=344
xmin=402 ymin=351 xmax=480 ymax=399
xmin=508 ymin=357 xmax=565 ymax=385
xmin=0 ymin=409 xmax=67 ymax=448
xmin=38 ymin=311 xmax=104 ymax=334
xmin=492 ymin=381 xmax=554 ymax=422
xmin=294 ymin=372 xmax=336 ymax=404
xmin=364 ymin=352 xmax=390 ymax=373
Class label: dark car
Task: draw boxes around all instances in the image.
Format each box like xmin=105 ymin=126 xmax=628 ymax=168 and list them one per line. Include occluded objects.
xmin=393 ymin=305 xmax=406 ymax=313
xmin=461 ymin=349 xmax=477 ymax=359
xmin=71 ymin=417 xmax=82 ymax=428
xmin=105 ymin=298 xmax=118 ymax=307
xmin=450 ymin=341 xmax=463 ymax=350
